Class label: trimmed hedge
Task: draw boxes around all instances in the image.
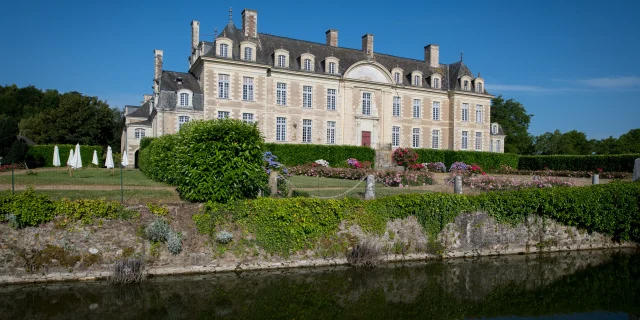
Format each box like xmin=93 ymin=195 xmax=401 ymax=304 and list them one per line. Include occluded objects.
xmin=264 ymin=144 xmax=376 ymax=167
xmin=139 ymin=137 xmax=155 ymax=151
xmin=413 ymin=149 xmax=519 ymax=170
xmin=26 ymin=145 xmax=104 ymax=167
xmin=195 ymin=181 xmax=640 ymax=255
xmin=139 ymin=119 xmax=267 ymax=203
xmin=519 ymin=154 xmax=640 ymax=172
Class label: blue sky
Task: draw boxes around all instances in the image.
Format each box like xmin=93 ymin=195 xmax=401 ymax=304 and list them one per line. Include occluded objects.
xmin=1 ymin=0 xmax=638 ymax=140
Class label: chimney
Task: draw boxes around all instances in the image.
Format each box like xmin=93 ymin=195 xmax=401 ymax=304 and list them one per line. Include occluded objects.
xmin=154 ymin=49 xmax=163 ymax=93
xmin=191 ymin=20 xmax=200 ymax=52
xmin=242 ymin=9 xmax=258 ymax=38
xmin=425 ymin=44 xmax=439 ymax=68
xmin=326 ymin=29 xmax=338 ymax=47
xmin=362 ymin=34 xmax=374 ymax=58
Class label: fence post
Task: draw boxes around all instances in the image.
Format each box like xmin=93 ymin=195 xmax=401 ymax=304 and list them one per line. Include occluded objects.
xmin=11 ymin=161 xmax=15 ymax=195
xmin=591 ymin=174 xmax=599 ymax=185
xmin=633 ymin=158 xmax=640 ymax=182
xmin=269 ymin=171 xmax=278 ymax=197
xmin=454 ymin=175 xmax=462 ymax=194
xmin=365 ymin=174 xmax=375 ymax=200
xmin=120 ymin=164 xmax=124 ymax=204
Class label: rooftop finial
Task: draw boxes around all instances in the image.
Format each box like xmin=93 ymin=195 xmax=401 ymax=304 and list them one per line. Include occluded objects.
xmin=214 ymin=27 xmax=218 ymax=38
xmin=460 ymin=51 xmax=463 ymax=61
xmin=229 ymin=7 xmax=232 ymax=21
xmin=478 ymin=72 xmax=481 ymax=78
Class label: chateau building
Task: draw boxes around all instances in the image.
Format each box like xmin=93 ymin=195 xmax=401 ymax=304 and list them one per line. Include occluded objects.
xmin=122 ymin=9 xmax=505 ymax=167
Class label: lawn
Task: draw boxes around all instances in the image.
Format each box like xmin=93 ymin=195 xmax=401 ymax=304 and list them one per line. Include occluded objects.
xmin=0 ymin=168 xmax=169 ymax=187
xmin=286 ymin=175 xmax=435 ymax=199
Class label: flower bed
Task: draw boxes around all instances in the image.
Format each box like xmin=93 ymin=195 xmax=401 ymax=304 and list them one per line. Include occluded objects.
xmin=288 ymin=165 xmax=434 ymax=186
xmin=491 ymin=165 xmax=631 ymax=179
xmin=460 ymin=175 xmax=575 ymax=191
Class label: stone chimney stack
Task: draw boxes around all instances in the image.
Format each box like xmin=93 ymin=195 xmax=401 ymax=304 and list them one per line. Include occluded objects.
xmin=154 ymin=50 xmax=163 ymax=93
xmin=242 ymin=9 xmax=258 ymax=38
xmin=362 ymin=34 xmax=374 ymax=58
xmin=191 ymin=20 xmax=200 ymax=52
xmin=326 ymin=29 xmax=338 ymax=47
xmin=425 ymin=44 xmax=439 ymax=68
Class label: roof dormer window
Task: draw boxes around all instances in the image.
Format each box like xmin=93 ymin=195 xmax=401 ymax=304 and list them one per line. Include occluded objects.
xmin=277 ymin=55 xmax=286 ymax=67
xmin=325 ymin=57 xmax=339 ymax=75
xmin=304 ymin=59 xmax=311 ymax=71
xmin=329 ymin=62 xmax=336 ymax=74
xmin=411 ymin=71 xmax=423 ymax=87
xmin=274 ymin=49 xmax=290 ymax=68
xmin=177 ymin=89 xmax=193 ymax=107
xmin=433 ymin=78 xmax=440 ymax=89
xmin=391 ymin=68 xmax=403 ymax=85
xmin=240 ymin=41 xmax=257 ymax=62
xmin=476 ymin=82 xmax=483 ymax=93
xmin=220 ymin=44 xmax=229 ymax=58
xmin=244 ymin=47 xmax=252 ymax=61
xmin=492 ymin=124 xmax=498 ymax=134
xmin=463 ymin=80 xmax=469 ymax=91
xmin=394 ymin=73 xmax=400 ymax=84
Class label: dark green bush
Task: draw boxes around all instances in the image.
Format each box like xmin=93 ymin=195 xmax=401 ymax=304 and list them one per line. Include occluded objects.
xmin=518 ymin=154 xmax=640 ymax=172
xmin=413 ymin=149 xmax=519 ymax=170
xmin=26 ymin=145 xmax=104 ymax=167
xmin=194 ymin=182 xmax=640 ymax=255
xmin=264 ymin=144 xmax=375 ymax=167
xmin=139 ymin=137 xmax=155 ymax=151
xmin=138 ymin=134 xmax=179 ymax=184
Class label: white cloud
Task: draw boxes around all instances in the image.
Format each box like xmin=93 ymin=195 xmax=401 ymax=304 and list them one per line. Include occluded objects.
xmin=575 ymin=76 xmax=640 ymax=88
xmin=487 ymin=84 xmax=577 ymax=93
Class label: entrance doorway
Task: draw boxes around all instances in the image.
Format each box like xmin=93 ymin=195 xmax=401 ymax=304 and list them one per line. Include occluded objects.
xmin=134 ymin=150 xmax=139 ymax=168
xmin=361 ymin=131 xmax=371 ymax=147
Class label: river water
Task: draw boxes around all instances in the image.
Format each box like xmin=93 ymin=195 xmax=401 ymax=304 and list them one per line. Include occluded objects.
xmin=0 ymin=250 xmax=638 ymax=319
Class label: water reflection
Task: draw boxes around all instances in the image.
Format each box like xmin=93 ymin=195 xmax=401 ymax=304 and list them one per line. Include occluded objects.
xmin=0 ymin=250 xmax=638 ymax=319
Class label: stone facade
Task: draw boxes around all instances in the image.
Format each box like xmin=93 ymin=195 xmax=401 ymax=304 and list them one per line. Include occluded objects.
xmin=122 ymin=8 xmax=506 ymax=167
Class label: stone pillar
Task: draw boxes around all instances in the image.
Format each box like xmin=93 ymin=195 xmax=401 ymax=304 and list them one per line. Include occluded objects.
xmin=454 ymin=176 xmax=462 ymax=194
xmin=365 ymin=174 xmax=375 ymax=200
xmin=591 ymin=174 xmax=599 ymax=185
xmin=634 ymin=158 xmax=640 ymax=182
xmin=269 ymin=171 xmax=278 ymax=196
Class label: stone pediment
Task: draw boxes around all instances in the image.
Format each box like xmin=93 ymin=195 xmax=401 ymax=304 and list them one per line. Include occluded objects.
xmin=344 ymin=61 xmax=392 ymax=84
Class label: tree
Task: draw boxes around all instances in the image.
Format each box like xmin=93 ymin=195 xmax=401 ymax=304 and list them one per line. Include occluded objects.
xmin=534 ymin=130 xmax=591 ymax=155
xmin=490 ymin=95 xmax=534 ymax=154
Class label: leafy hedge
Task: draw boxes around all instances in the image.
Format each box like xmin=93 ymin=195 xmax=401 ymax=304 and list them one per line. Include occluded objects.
xmin=26 ymin=145 xmax=104 ymax=167
xmin=518 ymin=154 xmax=640 ymax=172
xmin=0 ymin=188 xmax=132 ymax=228
xmin=264 ymin=144 xmax=376 ymax=167
xmin=139 ymin=119 xmax=267 ymax=203
xmin=194 ymin=181 xmax=640 ymax=255
xmin=413 ymin=149 xmax=519 ymax=170
xmin=139 ymin=137 xmax=155 ymax=151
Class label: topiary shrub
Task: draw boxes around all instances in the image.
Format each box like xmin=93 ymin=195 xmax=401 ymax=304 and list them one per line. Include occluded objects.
xmin=145 ymin=218 xmax=170 ymax=243
xmin=174 ymin=119 xmax=267 ymax=203
xmin=216 ymin=231 xmax=234 ymax=244
xmin=166 ymin=231 xmax=183 ymax=255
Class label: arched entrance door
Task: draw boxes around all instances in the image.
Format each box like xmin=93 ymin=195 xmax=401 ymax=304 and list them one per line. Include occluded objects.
xmin=134 ymin=150 xmax=139 ymax=168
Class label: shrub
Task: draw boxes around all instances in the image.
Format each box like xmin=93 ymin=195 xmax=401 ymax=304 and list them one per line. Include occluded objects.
xmin=139 ymin=137 xmax=155 ymax=151
xmin=0 ymin=188 xmax=55 ymax=227
xmin=55 ymin=199 xmax=131 ymax=225
xmin=216 ymin=231 xmax=234 ymax=244
xmin=166 ymin=231 xmax=183 ymax=255
xmin=346 ymin=238 xmax=382 ymax=268
xmin=459 ymin=175 xmax=575 ymax=191
xmin=145 ymin=218 xmax=171 ymax=243
xmin=138 ymin=134 xmax=179 ymax=184
xmin=518 ymin=154 xmax=640 ymax=172
xmin=264 ymin=144 xmax=375 ymax=167
xmin=414 ymin=148 xmax=519 ymax=171
xmin=26 ymin=145 xmax=104 ymax=168
xmin=392 ymin=147 xmax=419 ymax=166
xmin=426 ymin=162 xmax=446 ymax=173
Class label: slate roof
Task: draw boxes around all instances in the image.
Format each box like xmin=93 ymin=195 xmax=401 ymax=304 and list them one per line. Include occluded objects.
xmin=204 ymin=21 xmax=488 ymax=93
xmin=159 ymin=71 xmax=203 ymax=94
xmin=126 ymin=100 xmax=151 ymax=118
xmin=491 ymin=123 xmax=506 ymax=136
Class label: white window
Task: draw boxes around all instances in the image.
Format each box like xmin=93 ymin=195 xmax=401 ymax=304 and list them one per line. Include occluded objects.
xmin=302 ymin=119 xmax=312 ymax=143
xmin=475 ymin=132 xmax=482 ymax=151
xmin=219 ymin=44 xmax=229 ymax=58
xmin=432 ymin=101 xmax=440 ymax=120
xmin=492 ymin=124 xmax=498 ymax=134
xmin=392 ymin=126 xmax=400 ymax=148
xmin=303 ymin=86 xmax=312 ymax=108
xmin=392 ymin=96 xmax=401 ymax=117
xmin=134 ymin=128 xmax=145 ymax=139
xmin=178 ymin=116 xmax=190 ymax=129
xmin=394 ymin=72 xmax=401 ymax=84
xmin=304 ymin=59 xmax=312 ymax=71
xmin=328 ymin=62 xmax=336 ymax=74
xmin=362 ymin=92 xmax=371 ymax=115
xmin=462 ymin=103 xmax=469 ymax=122
xmin=244 ymin=47 xmax=252 ymax=61
xmin=179 ymin=93 xmax=189 ymax=106
xmin=496 ymin=140 xmax=501 ymax=152
xmin=490 ymin=140 xmax=494 ymax=152
xmin=276 ymin=117 xmax=286 ymax=141
xmin=242 ymin=77 xmax=254 ymax=101
xmin=433 ymin=78 xmax=440 ymax=89
xmin=412 ymin=128 xmax=420 ymax=148
xmin=431 ymin=130 xmax=440 ymax=149
xmin=277 ymin=55 xmax=286 ymax=67
xmin=218 ymin=74 xmax=229 ymax=99
xmin=476 ymin=105 xmax=483 ymax=123
xmin=412 ymin=99 xmax=421 ymax=118
xmin=327 ymin=89 xmax=336 ymax=110
xmin=217 ymin=111 xmax=230 ymax=119
xmin=413 ymin=75 xmax=421 ymax=86
xmin=242 ymin=113 xmax=254 ymax=124
xmin=463 ymin=80 xmax=469 ymax=91
xmin=461 ymin=131 xmax=469 ymax=150
xmin=327 ymin=121 xmax=336 ymax=144
xmin=276 ymin=83 xmax=287 ymax=105
xmin=476 ymin=82 xmax=483 ymax=93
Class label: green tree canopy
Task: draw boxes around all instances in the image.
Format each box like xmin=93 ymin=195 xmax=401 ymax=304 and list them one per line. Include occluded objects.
xmin=490 ymin=95 xmax=534 ymax=154
xmin=534 ymin=130 xmax=592 ymax=155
